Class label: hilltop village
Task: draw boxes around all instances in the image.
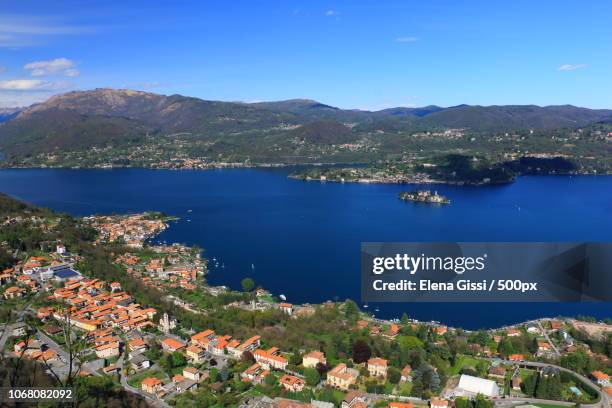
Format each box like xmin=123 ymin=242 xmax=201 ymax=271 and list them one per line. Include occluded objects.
xmin=0 ymin=195 xmax=610 ymax=408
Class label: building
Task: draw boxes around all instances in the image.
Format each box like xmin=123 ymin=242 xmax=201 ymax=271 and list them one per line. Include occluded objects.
xmin=430 ymin=398 xmax=448 ymax=408
xmin=389 ymin=403 xmax=414 ymax=408
xmin=512 ymin=376 xmax=523 ymax=390
xmin=162 ymin=337 xmax=186 ymax=353
xmin=506 ymin=328 xmax=521 ymax=337
xmin=508 ymin=354 xmax=525 ymax=362
xmin=159 ymin=312 xmax=177 ymax=334
xmin=95 ymin=342 xmax=120 ymax=358
xmin=367 ymin=357 xmax=388 ymax=378
xmin=591 ymin=371 xmax=610 ymax=387
xmin=183 ymin=367 xmax=201 ymax=382
xmin=280 ymin=374 xmax=305 ymax=392
xmin=10 ymin=322 xmax=28 ymax=337
xmin=130 ymin=353 xmax=151 ymax=371
xmin=457 ymin=374 xmax=500 ymax=397
xmin=302 ymin=351 xmax=326 ymax=369
xmin=341 ymin=391 xmax=366 ymax=408
xmin=254 ymin=347 xmax=288 ymax=371
xmin=241 ymin=363 xmax=270 ymax=384
xmin=4 ymin=286 xmax=25 ymax=299
xmin=141 ymin=377 xmax=162 ymax=394
xmin=400 ymin=366 xmax=412 ymax=382
xmin=128 ymin=338 xmax=148 ymax=354
xmin=190 ymin=329 xmax=215 ymax=348
xmin=488 ymin=366 xmax=506 ymax=379
xmin=186 ymin=345 xmax=206 ymax=363
xmin=279 ymin=303 xmax=293 ymax=315
xmin=326 ymin=363 xmax=359 ymax=390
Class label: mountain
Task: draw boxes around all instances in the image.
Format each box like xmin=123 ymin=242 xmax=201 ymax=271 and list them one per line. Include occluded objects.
xmin=418 ymin=104 xmax=612 ymax=131
xmin=251 ymin=99 xmax=372 ymax=122
xmin=0 ymin=107 xmax=22 ymax=123
xmin=0 ymin=88 xmax=611 ymax=162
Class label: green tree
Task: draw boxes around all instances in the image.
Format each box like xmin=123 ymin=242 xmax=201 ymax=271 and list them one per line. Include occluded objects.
xmin=388 ymin=367 xmax=401 ymax=384
xmin=241 ymin=278 xmax=255 ymax=292
xmin=304 ymin=368 xmax=321 ymax=386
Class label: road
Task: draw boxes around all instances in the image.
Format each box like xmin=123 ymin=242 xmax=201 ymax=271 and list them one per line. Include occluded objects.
xmin=538 ymin=320 xmax=561 ymax=356
xmin=497 ymin=359 xmax=609 ymax=408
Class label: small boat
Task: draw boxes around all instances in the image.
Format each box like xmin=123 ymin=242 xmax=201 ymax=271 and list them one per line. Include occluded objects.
xmin=279 ymin=294 xmax=287 ymax=301
xmin=363 ymin=304 xmax=369 ymax=309
xmin=187 ymin=209 xmax=193 ymax=213
xmin=251 ymin=263 xmax=255 ymax=269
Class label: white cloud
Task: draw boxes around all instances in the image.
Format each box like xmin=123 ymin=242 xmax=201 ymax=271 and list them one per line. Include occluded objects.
xmin=24 ymin=58 xmax=80 ymax=77
xmin=0 ymin=15 xmax=95 ymax=47
xmin=325 ymin=10 xmax=339 ymax=17
xmin=396 ymin=36 xmax=419 ymax=43
xmin=557 ymin=63 xmax=586 ymax=71
xmin=0 ymin=79 xmax=66 ymax=91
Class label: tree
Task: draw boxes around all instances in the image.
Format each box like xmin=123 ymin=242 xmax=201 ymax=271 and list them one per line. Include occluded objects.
xmin=304 ymin=368 xmax=320 ymax=386
xmin=241 ymin=350 xmax=254 ymax=364
xmin=388 ymin=367 xmax=401 ymax=384
xmin=344 ymin=300 xmax=359 ymax=322
xmin=241 ymin=277 xmax=255 ymax=292
xmin=352 ymin=340 xmax=371 ymax=364
xmin=315 ymin=362 xmax=328 ymax=375
xmin=401 ymin=313 xmax=409 ymax=325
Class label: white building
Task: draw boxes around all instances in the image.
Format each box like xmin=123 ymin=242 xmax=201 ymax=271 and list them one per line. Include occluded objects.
xmin=457 ymin=374 xmax=500 ymax=397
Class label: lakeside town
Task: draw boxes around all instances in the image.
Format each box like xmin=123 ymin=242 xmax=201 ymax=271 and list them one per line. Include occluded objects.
xmin=0 ymin=198 xmax=610 ymax=408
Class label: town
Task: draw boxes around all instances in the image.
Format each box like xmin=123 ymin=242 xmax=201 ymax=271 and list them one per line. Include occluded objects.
xmin=0 ymin=195 xmax=610 ymax=408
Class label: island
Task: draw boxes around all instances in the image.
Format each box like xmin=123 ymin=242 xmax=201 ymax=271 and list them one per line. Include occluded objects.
xmin=400 ymin=190 xmax=450 ymax=204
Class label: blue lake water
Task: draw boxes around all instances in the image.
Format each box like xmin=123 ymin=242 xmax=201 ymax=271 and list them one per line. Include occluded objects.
xmin=0 ymin=168 xmax=611 ymax=329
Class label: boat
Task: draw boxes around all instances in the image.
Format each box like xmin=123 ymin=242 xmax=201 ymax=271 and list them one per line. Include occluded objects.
xmin=251 ymin=263 xmax=255 ymax=269
xmin=279 ymin=294 xmax=287 ymax=301
xmin=399 ymin=190 xmax=450 ymax=204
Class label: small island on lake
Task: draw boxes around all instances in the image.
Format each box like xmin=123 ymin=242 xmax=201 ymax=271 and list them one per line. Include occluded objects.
xmin=400 ymin=190 xmax=450 ymax=204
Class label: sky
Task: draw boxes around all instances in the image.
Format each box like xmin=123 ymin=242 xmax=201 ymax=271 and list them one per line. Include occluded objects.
xmin=0 ymin=0 xmax=611 ymax=109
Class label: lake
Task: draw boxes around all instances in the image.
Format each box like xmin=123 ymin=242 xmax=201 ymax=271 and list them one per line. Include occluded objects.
xmin=0 ymin=168 xmax=610 ymax=329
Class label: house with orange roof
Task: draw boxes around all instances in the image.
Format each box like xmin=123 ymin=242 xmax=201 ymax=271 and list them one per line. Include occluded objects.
xmin=507 ymin=328 xmax=521 ymax=337
xmin=95 ymin=342 xmax=120 ymax=358
xmin=302 ymin=351 xmax=326 ymax=368
xmin=279 ymin=303 xmax=293 ymax=315
xmin=235 ymin=335 xmax=261 ymax=357
xmin=141 ymin=377 xmax=162 ymax=394
xmin=3 ymin=286 xmax=25 ymax=299
xmin=383 ymin=324 xmax=400 ymax=339
xmin=186 ymin=345 xmax=206 ymax=363
xmin=326 ymin=363 xmax=359 ymax=390
xmin=508 ymin=354 xmax=525 ymax=361
xmin=280 ymin=374 xmax=305 ymax=392
xmin=435 ymin=326 xmax=448 ymax=335
xmin=191 ymin=329 xmax=215 ymax=348
xmin=591 ymin=371 xmax=610 ymax=386
xmin=183 ymin=367 xmax=201 ymax=382
xmin=254 ymin=347 xmax=288 ymax=371
xmin=162 ymin=337 xmax=186 ymax=353
xmin=368 ymin=357 xmax=388 ymax=378
xmin=128 ymin=338 xmax=148 ymax=354
xmin=389 ymin=402 xmax=414 ymax=408
xmin=241 ymin=363 xmax=270 ymax=384
xmin=430 ymin=398 xmax=449 ymax=408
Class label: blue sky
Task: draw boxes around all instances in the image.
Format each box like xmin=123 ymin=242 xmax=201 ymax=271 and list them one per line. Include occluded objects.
xmin=0 ymin=0 xmax=611 ymax=109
